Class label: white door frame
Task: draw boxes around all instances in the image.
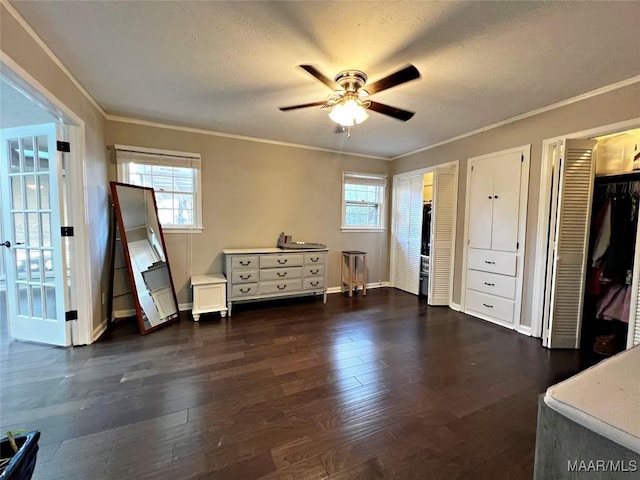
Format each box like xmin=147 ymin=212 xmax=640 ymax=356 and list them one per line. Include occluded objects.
xmin=532 ymin=117 xmax=640 ymax=341
xmin=1 ymin=52 xmax=93 ymax=345
xmin=390 ymin=160 xmax=458 ymax=305
xmin=460 ymin=145 xmax=531 ymax=333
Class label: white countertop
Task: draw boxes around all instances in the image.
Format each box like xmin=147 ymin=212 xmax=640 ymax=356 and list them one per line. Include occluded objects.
xmin=544 ymin=344 xmax=640 ymax=454
xmin=222 ymin=247 xmax=328 ymax=254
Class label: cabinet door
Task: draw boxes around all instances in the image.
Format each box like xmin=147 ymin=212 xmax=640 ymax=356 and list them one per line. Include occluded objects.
xmin=467 ymin=159 xmax=495 ymax=250
xmin=392 ymin=177 xmax=411 ymax=291
xmin=491 ymin=151 xmax=523 ymax=252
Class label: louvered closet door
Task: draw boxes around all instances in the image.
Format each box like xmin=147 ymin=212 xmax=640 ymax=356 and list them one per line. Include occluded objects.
xmin=627 ymin=216 xmax=640 ymax=348
xmin=393 ymin=177 xmax=411 ymax=291
xmin=491 ymin=152 xmax=523 ymax=252
xmin=467 ymin=159 xmax=494 ymax=250
xmin=546 ymin=139 xmax=595 ymax=349
xmin=429 ymin=165 xmax=458 ymax=305
xmin=405 ymin=175 xmax=423 ymax=295
xmin=392 ymin=175 xmax=423 ymax=294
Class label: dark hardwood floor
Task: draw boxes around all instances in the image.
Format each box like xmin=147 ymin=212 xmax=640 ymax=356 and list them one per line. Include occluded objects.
xmin=0 ymin=288 xmax=589 ymax=480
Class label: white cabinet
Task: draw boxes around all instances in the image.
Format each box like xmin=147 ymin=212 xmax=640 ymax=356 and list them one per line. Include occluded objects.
xmin=464 ymin=147 xmax=530 ymax=330
xmin=468 ymin=151 xmax=522 ymax=253
xmin=223 ymin=248 xmax=328 ymax=316
xmin=191 ymin=273 xmax=227 ymax=321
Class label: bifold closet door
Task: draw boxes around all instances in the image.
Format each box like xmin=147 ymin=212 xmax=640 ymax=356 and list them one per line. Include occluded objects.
xmin=627 ymin=218 xmax=640 ymax=348
xmin=429 ymin=165 xmax=458 ymax=306
xmin=546 ymin=139 xmax=596 ymax=349
xmin=392 ymin=175 xmax=423 ymax=295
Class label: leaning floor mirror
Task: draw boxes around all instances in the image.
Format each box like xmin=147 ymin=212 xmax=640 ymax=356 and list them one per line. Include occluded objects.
xmin=110 ymin=181 xmax=179 ymax=334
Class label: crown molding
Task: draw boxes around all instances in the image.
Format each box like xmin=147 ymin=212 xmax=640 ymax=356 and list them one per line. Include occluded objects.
xmin=391 ymin=74 xmax=640 ymax=160
xmin=1 ymin=0 xmax=107 ymax=117
xmin=5 ymin=0 xmax=639 ymax=162
xmin=106 ymin=114 xmax=389 ymax=160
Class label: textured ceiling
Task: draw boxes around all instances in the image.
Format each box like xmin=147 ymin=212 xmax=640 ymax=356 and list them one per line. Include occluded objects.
xmin=10 ymin=1 xmax=640 ymax=158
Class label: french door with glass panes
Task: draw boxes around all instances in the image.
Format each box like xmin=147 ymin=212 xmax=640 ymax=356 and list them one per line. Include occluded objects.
xmin=0 ymin=124 xmax=69 ymax=346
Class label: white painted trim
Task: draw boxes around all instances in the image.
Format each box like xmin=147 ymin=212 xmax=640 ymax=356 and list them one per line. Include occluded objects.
xmin=108 ymin=115 xmax=388 ymax=160
xmin=465 ymin=308 xmax=518 ymax=332
xmin=1 ymin=1 xmax=107 ymax=118
xmin=531 ymin=117 xmax=640 ymax=341
xmin=93 ymin=318 xmax=108 ymax=342
xmin=450 ymin=303 xmax=461 ymax=312
xmin=1 ymin=53 xmax=93 ymax=346
xmin=326 ymin=282 xmax=389 ymax=294
xmin=460 ymin=145 xmax=531 ymax=333
xmin=113 ymin=309 xmax=136 ymax=320
xmin=179 ymin=302 xmax=193 ymax=311
xmin=392 ymin=161 xmax=458 ymax=180
xmin=113 ymin=144 xmax=200 ymax=159
xmin=391 ymin=76 xmax=640 ymax=160
xmin=516 ymin=325 xmax=533 ymax=336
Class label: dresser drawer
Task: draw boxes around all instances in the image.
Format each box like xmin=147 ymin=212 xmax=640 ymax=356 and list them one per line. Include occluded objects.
xmin=260 ymin=267 xmax=302 ymax=282
xmin=231 ymin=270 xmax=258 ymax=284
xmin=467 ymin=270 xmax=516 ymax=300
xmin=467 ymin=248 xmax=517 ymax=277
xmin=466 ymin=289 xmax=514 ymax=324
xmin=303 ymin=265 xmax=325 ymax=277
xmin=231 ymin=283 xmax=258 ymax=297
xmin=304 ymin=253 xmax=325 ymax=265
xmin=260 ymin=279 xmax=303 ymax=295
xmin=260 ymin=254 xmax=303 ymax=268
xmin=303 ymin=277 xmax=325 ymax=290
xmin=231 ymin=256 xmax=258 ymax=269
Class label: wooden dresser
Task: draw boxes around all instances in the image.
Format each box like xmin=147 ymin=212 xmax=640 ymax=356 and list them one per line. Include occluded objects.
xmin=223 ymin=247 xmax=328 ymax=316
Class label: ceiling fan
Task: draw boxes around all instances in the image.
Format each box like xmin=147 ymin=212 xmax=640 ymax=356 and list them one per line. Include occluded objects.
xmin=279 ymin=64 xmax=420 ymax=128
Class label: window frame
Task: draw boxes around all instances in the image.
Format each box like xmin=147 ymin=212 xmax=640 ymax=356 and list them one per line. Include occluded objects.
xmin=341 ymin=171 xmax=387 ymax=232
xmin=115 ymin=144 xmax=203 ymax=233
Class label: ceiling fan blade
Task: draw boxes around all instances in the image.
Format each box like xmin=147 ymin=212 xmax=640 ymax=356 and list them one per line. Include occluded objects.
xmin=299 ymin=65 xmax=338 ymax=90
xmin=279 ymin=100 xmax=326 ymax=111
xmin=367 ymin=101 xmax=415 ymax=121
xmin=364 ymin=64 xmax=420 ymax=95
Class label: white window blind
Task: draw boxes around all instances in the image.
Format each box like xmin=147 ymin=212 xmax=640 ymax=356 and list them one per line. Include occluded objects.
xmin=342 ymin=171 xmax=387 ymax=230
xmin=115 ymin=145 xmax=202 ymax=231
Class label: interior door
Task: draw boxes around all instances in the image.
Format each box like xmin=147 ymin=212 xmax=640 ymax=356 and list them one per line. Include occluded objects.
xmin=429 ymin=164 xmax=458 ymax=305
xmin=545 ymin=138 xmax=596 ymax=349
xmin=0 ymin=124 xmax=69 ymax=346
xmin=627 ymin=214 xmax=640 ymax=348
xmin=392 ymin=175 xmax=423 ymax=294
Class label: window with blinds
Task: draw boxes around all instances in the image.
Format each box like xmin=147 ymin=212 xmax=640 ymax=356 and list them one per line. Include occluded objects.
xmin=115 ymin=145 xmax=202 ymax=231
xmin=342 ymin=171 xmax=387 ymax=230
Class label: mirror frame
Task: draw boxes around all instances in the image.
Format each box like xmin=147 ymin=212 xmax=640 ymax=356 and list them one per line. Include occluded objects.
xmin=109 ymin=181 xmax=180 ymax=334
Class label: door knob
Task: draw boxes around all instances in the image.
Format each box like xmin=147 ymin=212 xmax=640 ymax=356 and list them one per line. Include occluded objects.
xmin=1 ymin=241 xmax=10 ymax=248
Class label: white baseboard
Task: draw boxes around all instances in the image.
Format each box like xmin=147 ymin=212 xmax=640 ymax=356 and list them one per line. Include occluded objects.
xmin=450 ymin=302 xmax=461 ymax=312
xmin=327 ymin=282 xmax=390 ymax=294
xmin=179 ymin=302 xmax=193 ymax=311
xmin=516 ymin=325 xmax=534 ymax=336
xmin=92 ymin=318 xmax=108 ymax=342
xmin=112 ymin=308 xmax=136 ymax=320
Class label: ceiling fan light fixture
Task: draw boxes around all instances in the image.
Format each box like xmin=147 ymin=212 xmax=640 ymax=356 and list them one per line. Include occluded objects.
xmin=329 ymin=98 xmax=369 ymax=126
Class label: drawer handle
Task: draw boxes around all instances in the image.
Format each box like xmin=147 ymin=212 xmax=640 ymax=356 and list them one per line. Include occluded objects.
xmin=277 ymin=272 xmax=287 ymax=277
xmin=240 ymin=274 xmax=252 ymax=280
xmin=310 ymin=269 xmax=319 ymax=275
xmin=484 ymin=261 xmax=495 ymax=265
xmin=310 ymin=281 xmax=319 ymax=287
xmin=240 ymin=287 xmax=251 ymax=293
xmin=239 ymin=260 xmax=252 ymax=266
xmin=482 ymin=303 xmax=494 ymax=308
xmin=277 ymin=259 xmax=288 ymax=264
xmin=277 ymin=285 xmax=287 ymax=290
xmin=483 ymin=282 xmax=495 ymax=286
xmin=310 ymin=257 xmax=319 ymax=262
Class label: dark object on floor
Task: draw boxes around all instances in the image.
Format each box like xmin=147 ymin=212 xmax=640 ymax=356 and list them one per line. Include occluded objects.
xmin=0 ymin=431 xmax=40 ymax=480
xmin=593 ymin=334 xmax=616 ymax=356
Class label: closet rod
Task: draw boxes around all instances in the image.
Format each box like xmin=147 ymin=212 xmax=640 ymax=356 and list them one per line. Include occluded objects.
xmin=594 ymin=171 xmax=640 ymax=184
